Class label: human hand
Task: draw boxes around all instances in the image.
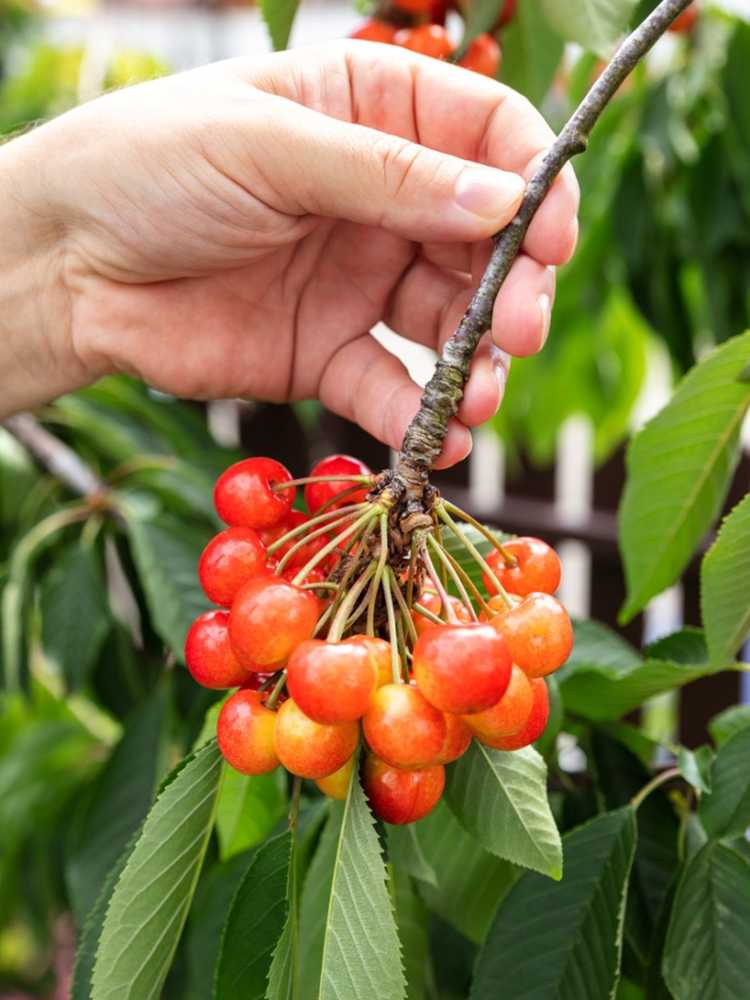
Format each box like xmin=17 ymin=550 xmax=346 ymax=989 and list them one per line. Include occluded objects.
xmin=0 ymin=42 xmax=578 ymax=465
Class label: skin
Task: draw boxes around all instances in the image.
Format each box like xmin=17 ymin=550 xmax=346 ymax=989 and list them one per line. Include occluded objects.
xmin=198 ymin=526 xmax=267 ymax=607
xmin=0 ymin=44 xmax=577 ymax=463
xmin=412 ymin=622 xmax=512 ymax=714
xmin=286 ymin=638 xmax=377 ymax=723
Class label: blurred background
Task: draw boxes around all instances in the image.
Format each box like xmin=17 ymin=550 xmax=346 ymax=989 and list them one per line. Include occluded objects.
xmin=1 ymin=0 xmax=749 ymax=995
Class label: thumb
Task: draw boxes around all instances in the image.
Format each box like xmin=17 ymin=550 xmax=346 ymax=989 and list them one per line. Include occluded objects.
xmin=257 ymin=99 xmax=526 ymax=242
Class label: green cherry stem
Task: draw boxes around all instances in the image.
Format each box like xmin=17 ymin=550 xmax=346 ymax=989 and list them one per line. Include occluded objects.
xmin=290 ymin=508 xmax=380 ymax=585
xmin=386 ymin=566 xmax=419 ymax=645
xmin=630 ymin=767 xmax=682 ymax=810
xmin=266 ymin=670 xmax=288 ymax=710
xmin=426 ymin=533 xmax=478 ymax=620
xmin=366 ymin=514 xmax=390 ymax=637
xmin=271 ymin=474 xmax=373 ymax=492
xmin=266 ymin=503 xmax=364 ymax=554
xmin=421 ymin=540 xmax=459 ymax=623
xmin=381 ymin=565 xmax=401 ymax=684
xmin=327 ymin=562 xmax=376 ymax=642
xmin=436 ymin=505 xmax=513 ymax=607
xmin=433 ymin=539 xmax=492 ymax=616
xmin=412 ymin=601 xmax=445 ymax=626
xmin=272 ymin=509 xmax=358 ymax=569
xmin=441 ymin=500 xmax=518 ymax=566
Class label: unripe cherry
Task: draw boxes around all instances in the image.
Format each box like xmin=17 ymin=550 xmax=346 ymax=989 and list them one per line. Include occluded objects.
xmin=363 ymin=683 xmax=447 ymax=769
xmin=363 ymin=755 xmax=445 ymax=825
xmin=217 ymin=689 xmax=280 ymax=775
xmin=412 ymin=589 xmax=473 ymax=636
xmin=491 ymin=592 xmax=573 ymax=678
xmin=304 ymin=454 xmax=371 ymax=514
xmin=350 ymin=19 xmax=397 ymax=43
xmin=436 ymin=713 xmax=472 ymax=764
xmin=274 ymin=698 xmax=359 ymax=779
xmin=490 ymin=678 xmax=549 ymax=751
xmin=184 ymin=610 xmax=249 ymax=689
xmin=464 ymin=665 xmax=534 ymax=746
xmin=286 ymin=639 xmax=377 ymax=724
xmin=214 ymin=457 xmax=294 ymax=530
xmin=315 ymin=755 xmax=356 ymax=800
xmin=229 ymin=576 xmax=319 ymax=668
xmin=483 ymin=537 xmax=562 ymax=597
xmin=347 ymin=634 xmax=394 ymax=688
xmin=198 ymin=527 xmax=267 ymax=607
xmin=412 ymin=623 xmax=512 ymax=715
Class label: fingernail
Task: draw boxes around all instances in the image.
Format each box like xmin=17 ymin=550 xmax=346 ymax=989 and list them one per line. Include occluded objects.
xmin=538 ymin=293 xmax=552 ymax=348
xmin=454 ymin=168 xmax=525 ymax=223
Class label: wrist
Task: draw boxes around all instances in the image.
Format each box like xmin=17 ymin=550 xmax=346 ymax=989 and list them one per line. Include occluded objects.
xmin=0 ymin=130 xmax=89 ymax=418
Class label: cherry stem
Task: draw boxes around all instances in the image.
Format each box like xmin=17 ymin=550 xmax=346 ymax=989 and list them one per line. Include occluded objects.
xmin=291 ymin=508 xmax=380 ymax=586
xmin=271 ymin=509 xmax=358 ymax=568
xmin=421 ymin=541 xmax=459 ymax=624
xmin=266 ymin=670 xmax=288 ymax=710
xmin=366 ymin=514 xmax=390 ymax=637
xmin=436 ymin=505 xmax=513 ymax=608
xmin=327 ymin=562 xmax=376 ymax=642
xmin=387 ymin=566 xmax=419 ymax=645
xmin=426 ymin=534 xmax=478 ymax=621
xmin=381 ymin=565 xmax=401 ymax=684
xmin=270 ymin=474 xmax=373 ymax=493
xmin=300 ymin=581 xmax=338 ymax=591
xmin=267 ymin=502 xmax=365 ymax=554
xmin=412 ymin=602 xmax=445 ymax=626
xmin=313 ymin=482 xmax=371 ymax=516
xmin=434 ymin=540 xmax=493 ymax=616
xmin=442 ymin=501 xmax=518 ymax=567
xmin=405 ymin=537 xmax=418 ymax=612
xmin=630 ymin=767 xmax=682 ymax=810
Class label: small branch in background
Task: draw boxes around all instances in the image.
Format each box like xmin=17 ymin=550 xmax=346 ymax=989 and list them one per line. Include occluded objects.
xmin=3 ymin=412 xmax=104 ymax=497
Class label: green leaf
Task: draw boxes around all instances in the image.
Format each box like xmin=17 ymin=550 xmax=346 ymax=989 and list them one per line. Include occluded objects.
xmin=265 ymin=828 xmax=299 ymax=1000
xmin=459 ymin=0 xmax=504 ymax=47
xmin=677 ymin=746 xmax=713 ymax=795
xmin=663 ymin=843 xmax=750 ymax=1000
xmin=126 ymin=512 xmax=212 ymax=660
xmin=259 ymin=0 xmax=299 ymax=50
xmin=699 ymin=725 xmax=750 ymax=840
xmin=445 ymin=742 xmax=562 ymax=879
xmin=66 ymin=686 xmax=167 ymax=925
xmin=539 ymin=0 xmax=639 ymax=56
xmin=216 ymin=768 xmax=287 ymax=861
xmin=215 ymin=831 xmax=292 ymax=1000
xmin=565 ymin=619 xmax=642 ymax=673
xmin=298 ymin=804 xmax=340 ymax=995
xmin=416 ymin=801 xmax=517 ymax=944
xmin=90 ymin=740 xmax=223 ymax=999
xmin=701 ymin=494 xmax=750 ymax=664
xmin=40 ymin=542 xmax=110 ymax=691
xmin=387 ymin=825 xmax=437 ymax=888
xmin=501 ymin=0 xmax=564 ymax=104
xmin=471 ymin=807 xmax=638 ymax=1000
xmin=709 ymin=705 xmax=750 ymax=747
xmin=619 ymin=332 xmax=750 ymax=622
xmin=391 ymin=870 xmax=432 ymax=1000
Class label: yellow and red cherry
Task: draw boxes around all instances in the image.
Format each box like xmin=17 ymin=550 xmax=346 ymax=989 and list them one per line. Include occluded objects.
xmin=198 ymin=527 xmax=267 ymax=607
xmin=483 ymin=537 xmax=562 ymax=597
xmin=491 ymin=592 xmax=573 ymax=678
xmin=229 ymin=576 xmax=319 ymax=668
xmin=436 ymin=713 xmax=472 ymax=764
xmin=217 ymin=689 xmax=280 ymax=775
xmin=274 ymin=698 xmax=359 ymax=779
xmin=363 ymin=755 xmax=445 ymax=825
xmin=490 ymin=678 xmax=550 ymax=751
xmin=348 ymin=634 xmax=393 ymax=688
xmin=315 ymin=755 xmax=356 ymax=800
xmin=304 ymin=454 xmax=371 ymax=514
xmin=214 ymin=457 xmax=295 ymax=530
xmin=286 ymin=639 xmax=377 ymax=724
xmin=458 ymin=33 xmax=501 ymax=77
xmin=412 ymin=622 xmax=512 ymax=715
xmin=464 ymin=664 xmax=534 ymax=746
xmin=184 ymin=610 xmax=250 ymax=689
xmin=412 ymin=589 xmax=473 ymax=635
xmin=363 ymin=683 xmax=447 ymax=769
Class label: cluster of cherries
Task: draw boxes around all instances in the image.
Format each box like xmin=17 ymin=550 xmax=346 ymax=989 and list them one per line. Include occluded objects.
xmin=350 ymin=0 xmax=517 ymax=78
xmin=185 ymin=453 xmax=573 ymax=825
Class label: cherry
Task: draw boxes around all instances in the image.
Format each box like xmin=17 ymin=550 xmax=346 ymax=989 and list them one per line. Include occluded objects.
xmin=363 ymin=755 xmax=445 ymax=825
xmin=198 ymin=527 xmax=267 ymax=607
xmin=412 ymin=589 xmax=473 ymax=635
xmin=274 ymin=698 xmax=359 ymax=779
xmin=348 ymin=634 xmax=393 ymax=688
xmin=464 ymin=664 xmax=533 ymax=746
xmin=363 ymin=683 xmax=446 ymax=768
xmin=429 ymin=0 xmax=448 ymax=25
xmin=217 ymin=689 xmax=280 ymax=775
xmin=669 ymin=2 xmax=698 ymax=33
xmin=436 ymin=713 xmax=472 ymax=764
xmin=184 ymin=610 xmax=249 ymax=689
xmin=497 ymin=0 xmax=516 ymax=27
xmin=394 ymin=25 xmax=454 ymax=60
xmin=392 ymin=0 xmax=433 ymax=11
xmin=315 ymin=755 xmax=355 ymax=800
xmin=459 ymin=34 xmax=501 ymax=77
xmin=412 ymin=622 xmax=512 ymax=715
xmin=483 ymin=537 xmax=562 ymax=597
xmin=229 ymin=576 xmax=319 ymax=668
xmin=286 ymin=638 xmax=377 ymax=724
xmin=491 ymin=592 xmax=573 ymax=678
xmin=304 ymin=455 xmax=371 ymax=514
xmin=479 ymin=592 xmax=520 ymax=621
xmin=490 ymin=678 xmax=549 ymax=751
xmin=262 ymin=510 xmax=329 ymax=568
xmin=350 ymin=19 xmax=397 ymax=43
xmin=214 ymin=457 xmax=295 ymax=530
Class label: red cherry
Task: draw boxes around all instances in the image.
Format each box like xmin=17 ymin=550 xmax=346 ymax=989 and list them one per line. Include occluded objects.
xmin=274 ymin=698 xmax=359 ymax=779
xmin=304 ymin=454 xmax=371 ymax=514
xmin=348 ymin=634 xmax=393 ymax=688
xmin=669 ymin=2 xmax=698 ymax=34
xmin=229 ymin=577 xmax=319 ymax=668
xmin=491 ymin=592 xmax=573 ymax=678
xmin=490 ymin=678 xmax=549 ymax=751
xmin=350 ymin=19 xmax=397 ymax=43
xmin=497 ymin=0 xmax=516 ymax=26
xmin=458 ymin=34 xmax=501 ymax=77
xmin=483 ymin=537 xmax=562 ymax=597
xmin=214 ymin=457 xmax=295 ymax=530
xmin=198 ymin=527 xmax=267 ymax=607
xmin=391 ymin=0 xmax=432 ymax=11
xmin=429 ymin=0 xmax=448 ymax=25
xmin=363 ymin=755 xmax=445 ymax=825
xmin=184 ymin=611 xmax=249 ymax=689
xmin=315 ymin=755 xmax=356 ymax=800
xmin=412 ymin=590 xmax=473 ymax=635
xmin=412 ymin=623 xmax=512 ymax=715
xmin=217 ymin=689 xmax=280 ymax=775
xmin=286 ymin=639 xmax=377 ymax=724
xmin=394 ymin=24 xmax=454 ymax=60
xmin=436 ymin=713 xmax=472 ymax=764
xmin=464 ymin=664 xmax=534 ymax=746
xmin=363 ymin=683 xmax=447 ymax=769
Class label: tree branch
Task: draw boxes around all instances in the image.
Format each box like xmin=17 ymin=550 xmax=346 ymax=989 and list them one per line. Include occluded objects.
xmin=394 ymin=0 xmax=694 ymax=512
xmin=3 ymin=412 xmax=104 ymax=496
